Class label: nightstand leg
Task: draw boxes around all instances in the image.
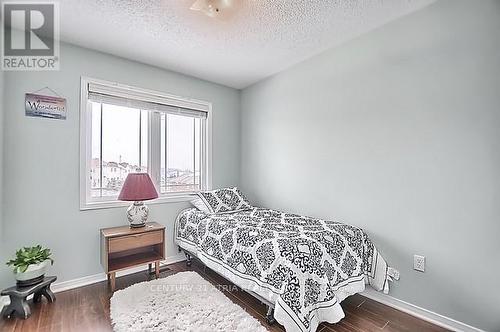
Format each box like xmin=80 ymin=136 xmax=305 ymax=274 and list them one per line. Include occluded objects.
xmin=110 ymin=272 xmax=116 ymax=291
xmin=148 ymin=263 xmax=152 ymax=275
xmin=155 ymin=261 xmax=160 ymax=278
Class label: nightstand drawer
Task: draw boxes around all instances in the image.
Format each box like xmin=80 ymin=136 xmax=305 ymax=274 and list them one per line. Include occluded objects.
xmin=108 ymin=230 xmax=163 ymax=253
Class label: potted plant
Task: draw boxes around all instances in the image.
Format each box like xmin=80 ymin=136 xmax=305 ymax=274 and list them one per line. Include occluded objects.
xmin=6 ymin=245 xmax=54 ymax=286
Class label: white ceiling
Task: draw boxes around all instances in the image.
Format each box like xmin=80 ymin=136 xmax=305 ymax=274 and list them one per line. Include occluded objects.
xmin=58 ymin=0 xmax=435 ymax=89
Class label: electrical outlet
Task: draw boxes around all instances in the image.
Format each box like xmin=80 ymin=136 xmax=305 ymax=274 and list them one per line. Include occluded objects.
xmin=414 ymin=255 xmax=425 ymax=272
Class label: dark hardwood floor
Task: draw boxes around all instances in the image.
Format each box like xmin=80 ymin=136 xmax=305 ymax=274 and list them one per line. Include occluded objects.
xmin=0 ymin=260 xmax=449 ymax=332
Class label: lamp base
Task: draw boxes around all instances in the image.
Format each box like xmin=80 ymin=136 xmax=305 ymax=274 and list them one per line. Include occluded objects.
xmin=126 ymin=201 xmax=149 ymax=228
xmin=130 ymin=223 xmax=147 ymax=228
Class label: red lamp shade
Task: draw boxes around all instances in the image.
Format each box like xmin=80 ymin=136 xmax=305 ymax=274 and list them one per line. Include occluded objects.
xmin=118 ymin=173 xmax=159 ymax=201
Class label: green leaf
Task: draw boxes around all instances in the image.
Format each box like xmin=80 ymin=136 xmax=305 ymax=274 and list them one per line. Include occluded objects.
xmin=5 ymin=245 xmax=54 ymax=271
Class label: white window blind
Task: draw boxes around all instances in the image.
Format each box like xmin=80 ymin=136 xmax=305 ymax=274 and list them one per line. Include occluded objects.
xmin=87 ymin=82 xmax=208 ymax=118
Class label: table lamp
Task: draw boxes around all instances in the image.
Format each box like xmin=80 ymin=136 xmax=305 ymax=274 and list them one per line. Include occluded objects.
xmin=118 ymin=173 xmax=158 ymax=228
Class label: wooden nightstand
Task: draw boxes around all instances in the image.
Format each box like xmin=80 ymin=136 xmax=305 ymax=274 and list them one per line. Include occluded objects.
xmin=100 ymin=222 xmax=165 ymax=291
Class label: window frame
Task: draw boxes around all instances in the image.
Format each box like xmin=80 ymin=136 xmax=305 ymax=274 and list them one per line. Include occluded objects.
xmin=79 ymin=76 xmax=212 ymax=210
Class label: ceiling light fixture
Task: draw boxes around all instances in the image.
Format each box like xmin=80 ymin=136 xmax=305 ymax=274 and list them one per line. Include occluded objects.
xmin=190 ymin=0 xmax=235 ymax=19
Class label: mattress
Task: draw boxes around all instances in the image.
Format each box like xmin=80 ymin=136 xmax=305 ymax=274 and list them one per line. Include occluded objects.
xmin=175 ymin=207 xmax=391 ymax=332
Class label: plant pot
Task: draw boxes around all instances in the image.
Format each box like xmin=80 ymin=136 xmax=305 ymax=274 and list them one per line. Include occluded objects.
xmin=14 ymin=259 xmax=51 ymax=284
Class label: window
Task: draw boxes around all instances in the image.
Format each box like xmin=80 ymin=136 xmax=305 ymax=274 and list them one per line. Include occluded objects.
xmin=160 ymin=113 xmax=202 ymax=193
xmin=80 ymin=77 xmax=212 ymax=210
xmin=90 ymin=103 xmax=148 ymax=198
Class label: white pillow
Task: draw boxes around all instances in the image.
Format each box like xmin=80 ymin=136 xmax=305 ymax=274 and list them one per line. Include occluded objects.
xmin=191 ymin=187 xmax=253 ymax=214
xmin=190 ymin=196 xmax=212 ymax=214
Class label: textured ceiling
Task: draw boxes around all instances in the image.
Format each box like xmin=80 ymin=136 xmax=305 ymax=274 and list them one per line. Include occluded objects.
xmin=57 ymin=0 xmax=435 ymax=88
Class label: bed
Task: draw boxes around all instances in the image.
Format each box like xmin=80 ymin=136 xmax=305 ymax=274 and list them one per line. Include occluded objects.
xmin=174 ymin=205 xmax=393 ymax=332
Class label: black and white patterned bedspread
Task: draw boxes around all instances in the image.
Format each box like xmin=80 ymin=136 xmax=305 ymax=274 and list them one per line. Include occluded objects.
xmin=175 ymin=208 xmax=391 ymax=332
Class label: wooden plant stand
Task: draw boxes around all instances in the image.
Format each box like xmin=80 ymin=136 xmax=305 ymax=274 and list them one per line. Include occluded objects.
xmin=1 ymin=276 xmax=57 ymax=319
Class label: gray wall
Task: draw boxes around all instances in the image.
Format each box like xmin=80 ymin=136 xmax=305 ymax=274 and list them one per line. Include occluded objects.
xmin=0 ymin=43 xmax=240 ymax=288
xmin=241 ymin=1 xmax=500 ymax=330
xmin=0 ymin=62 xmax=4 ymax=243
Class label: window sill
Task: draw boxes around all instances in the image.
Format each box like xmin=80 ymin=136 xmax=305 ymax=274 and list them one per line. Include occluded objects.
xmin=80 ymin=193 xmax=196 ymax=211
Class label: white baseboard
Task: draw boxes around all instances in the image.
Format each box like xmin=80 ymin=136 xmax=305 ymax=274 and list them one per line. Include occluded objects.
xmin=0 ymin=254 xmax=186 ymax=308
xmin=0 ymin=256 xmax=483 ymax=332
xmin=0 ymin=295 xmax=7 ymax=309
xmin=52 ymin=254 xmax=186 ymax=293
xmin=361 ymin=288 xmax=484 ymax=332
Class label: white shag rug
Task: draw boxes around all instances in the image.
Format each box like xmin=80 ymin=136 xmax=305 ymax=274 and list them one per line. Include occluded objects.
xmin=110 ymin=271 xmax=268 ymax=332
